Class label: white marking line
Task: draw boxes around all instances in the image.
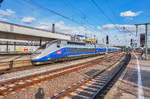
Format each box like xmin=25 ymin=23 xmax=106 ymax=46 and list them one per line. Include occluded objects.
xmin=133 ymin=52 xmax=145 ymax=99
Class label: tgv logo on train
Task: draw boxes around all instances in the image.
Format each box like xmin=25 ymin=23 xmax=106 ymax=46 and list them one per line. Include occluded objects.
xmin=31 ymin=40 xmax=120 ymax=65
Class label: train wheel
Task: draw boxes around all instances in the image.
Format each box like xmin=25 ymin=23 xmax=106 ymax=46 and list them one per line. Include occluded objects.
xmin=32 ymin=61 xmax=41 ymax=66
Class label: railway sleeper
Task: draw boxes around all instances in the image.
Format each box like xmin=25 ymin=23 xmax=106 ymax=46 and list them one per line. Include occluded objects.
xmin=81 ymin=86 xmax=98 ymax=91
xmin=70 ymin=92 xmax=90 ymax=99
xmin=87 ymin=84 xmax=102 ymax=88
xmin=75 ymin=88 xmax=95 ymax=94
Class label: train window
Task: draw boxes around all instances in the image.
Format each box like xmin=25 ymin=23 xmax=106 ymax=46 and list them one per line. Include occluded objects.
xmin=46 ymin=40 xmax=59 ymax=48
xmin=39 ymin=44 xmax=47 ymax=49
xmin=68 ymin=48 xmax=95 ymax=53
xmin=67 ymin=41 xmax=85 ymax=46
xmin=57 ymin=45 xmax=60 ymax=48
xmin=57 ymin=40 xmax=61 ymax=48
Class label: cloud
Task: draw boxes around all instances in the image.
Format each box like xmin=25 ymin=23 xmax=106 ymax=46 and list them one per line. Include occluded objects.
xmin=97 ymin=26 xmax=101 ymax=31
xmin=22 ymin=17 xmax=36 ymax=23
xmin=39 ymin=22 xmax=49 ymax=26
xmin=0 ymin=9 xmax=16 ymax=17
xmin=98 ymin=24 xmax=138 ymax=32
xmin=37 ymin=21 xmax=89 ymax=35
xmin=37 ymin=21 xmax=147 ymax=46
xmin=120 ymin=10 xmax=142 ymax=17
xmin=101 ymin=24 xmax=115 ymax=30
xmin=0 ymin=17 xmax=8 ymax=21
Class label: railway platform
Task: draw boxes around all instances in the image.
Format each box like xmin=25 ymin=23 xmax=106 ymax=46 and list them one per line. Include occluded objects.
xmin=105 ymin=52 xmax=150 ymax=99
xmin=0 ymin=52 xmax=32 ymax=56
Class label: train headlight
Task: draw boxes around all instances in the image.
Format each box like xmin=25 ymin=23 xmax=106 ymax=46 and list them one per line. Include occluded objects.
xmin=57 ymin=50 xmax=62 ymax=54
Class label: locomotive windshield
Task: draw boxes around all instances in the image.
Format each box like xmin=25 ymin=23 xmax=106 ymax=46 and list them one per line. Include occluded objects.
xmin=38 ymin=43 xmax=47 ymax=49
xmin=38 ymin=40 xmax=60 ymax=49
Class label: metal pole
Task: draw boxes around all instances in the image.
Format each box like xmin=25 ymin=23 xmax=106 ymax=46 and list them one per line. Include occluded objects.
xmin=145 ymin=24 xmax=148 ymax=60
xmin=9 ymin=60 xmax=13 ymax=70
xmin=136 ymin=25 xmax=138 ymax=37
xmin=6 ymin=41 xmax=8 ymax=53
xmin=39 ymin=39 xmax=42 ymax=46
xmin=52 ymin=24 xmax=55 ymax=33
xmin=14 ymin=42 xmax=16 ymax=52
xmin=135 ymin=23 xmax=149 ymax=59
xmin=135 ymin=25 xmax=138 ymax=49
xmin=94 ymin=35 xmax=96 ymax=53
xmin=106 ymin=35 xmax=109 ymax=54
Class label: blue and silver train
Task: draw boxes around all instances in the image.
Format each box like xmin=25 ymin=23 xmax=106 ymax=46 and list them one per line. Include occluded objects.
xmin=31 ymin=40 xmax=121 ymax=65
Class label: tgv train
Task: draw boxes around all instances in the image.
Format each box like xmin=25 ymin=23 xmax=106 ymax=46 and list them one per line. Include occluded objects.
xmin=31 ymin=40 xmax=121 ymax=65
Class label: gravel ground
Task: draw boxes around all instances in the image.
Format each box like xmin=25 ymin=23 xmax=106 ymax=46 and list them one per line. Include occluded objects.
xmin=15 ymin=55 xmax=31 ymax=61
xmin=0 ymin=55 xmax=30 ymax=62
xmin=0 ymin=52 xmax=123 ymax=99
xmin=0 ymin=55 xmax=31 ymax=70
xmin=0 ymin=56 xmax=20 ymax=62
xmin=0 ymin=54 xmax=105 ymax=83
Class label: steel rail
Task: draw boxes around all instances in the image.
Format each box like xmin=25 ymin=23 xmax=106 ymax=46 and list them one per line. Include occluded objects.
xmin=51 ymin=53 xmax=125 ymax=99
xmin=91 ymin=53 xmax=131 ymax=99
xmin=0 ymin=53 xmax=122 ymax=95
xmin=0 ymin=52 xmax=120 ymax=74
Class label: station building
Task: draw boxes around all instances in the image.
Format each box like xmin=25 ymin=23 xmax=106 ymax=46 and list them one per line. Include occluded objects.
xmin=0 ymin=21 xmax=71 ymax=53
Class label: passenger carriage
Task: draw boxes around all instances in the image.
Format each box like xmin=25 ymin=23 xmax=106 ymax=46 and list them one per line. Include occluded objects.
xmin=31 ymin=40 xmax=120 ymax=65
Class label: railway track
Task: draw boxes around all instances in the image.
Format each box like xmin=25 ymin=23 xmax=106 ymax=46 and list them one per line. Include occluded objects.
xmin=0 ymin=52 xmax=119 ymax=74
xmin=0 ymin=52 xmax=124 ymax=96
xmin=51 ymin=53 xmax=130 ymax=99
xmin=0 ymin=55 xmax=31 ymax=74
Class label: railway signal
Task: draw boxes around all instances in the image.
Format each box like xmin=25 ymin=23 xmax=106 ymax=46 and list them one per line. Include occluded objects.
xmin=140 ymin=33 xmax=145 ymax=47
xmin=135 ymin=23 xmax=150 ymax=60
xmin=106 ymin=35 xmax=109 ymax=45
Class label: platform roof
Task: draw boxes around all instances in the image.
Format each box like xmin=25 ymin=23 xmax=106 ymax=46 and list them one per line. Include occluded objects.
xmin=0 ymin=21 xmax=71 ymax=41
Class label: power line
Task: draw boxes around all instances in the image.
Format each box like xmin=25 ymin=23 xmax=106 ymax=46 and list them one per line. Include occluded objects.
xmin=91 ymin=0 xmax=120 ymax=31
xmin=91 ymin=0 xmax=134 ymax=35
xmin=62 ymin=0 xmax=89 ymax=30
xmin=63 ymin=0 xmax=86 ymax=20
xmin=105 ymin=0 xmax=136 ymax=35
xmin=106 ymin=1 xmax=136 ymax=35
xmin=23 ymin=0 xmax=81 ymax=25
xmin=62 ymin=0 xmax=100 ymax=33
xmin=62 ymin=0 xmax=106 ymax=33
xmin=90 ymin=0 xmax=137 ymax=46
xmin=22 ymin=0 xmax=100 ymax=36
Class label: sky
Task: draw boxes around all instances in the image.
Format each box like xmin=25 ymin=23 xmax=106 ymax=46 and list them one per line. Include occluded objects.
xmin=0 ymin=0 xmax=150 ymax=47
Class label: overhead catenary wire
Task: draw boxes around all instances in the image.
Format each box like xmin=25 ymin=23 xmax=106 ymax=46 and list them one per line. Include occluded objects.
xmin=90 ymin=0 xmax=136 ymax=46
xmin=22 ymin=0 xmax=101 ymax=38
xmin=62 ymin=0 xmax=103 ymax=35
xmin=90 ymin=0 xmax=121 ymax=31
xmin=63 ymin=0 xmax=103 ymax=26
xmin=62 ymin=0 xmax=92 ymax=31
xmin=23 ymin=0 xmax=81 ymax=25
xmin=62 ymin=0 xmax=86 ymax=20
xmin=106 ymin=0 xmax=136 ymax=35
xmin=62 ymin=0 xmax=115 ymax=41
xmin=91 ymin=0 xmax=135 ymax=35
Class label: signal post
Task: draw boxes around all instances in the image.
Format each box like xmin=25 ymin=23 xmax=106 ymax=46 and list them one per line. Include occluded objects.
xmin=135 ymin=23 xmax=149 ymax=60
xmin=106 ymin=35 xmax=109 ymax=54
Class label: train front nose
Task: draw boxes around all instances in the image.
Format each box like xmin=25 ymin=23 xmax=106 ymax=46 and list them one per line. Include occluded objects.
xmin=31 ymin=49 xmax=43 ymax=60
